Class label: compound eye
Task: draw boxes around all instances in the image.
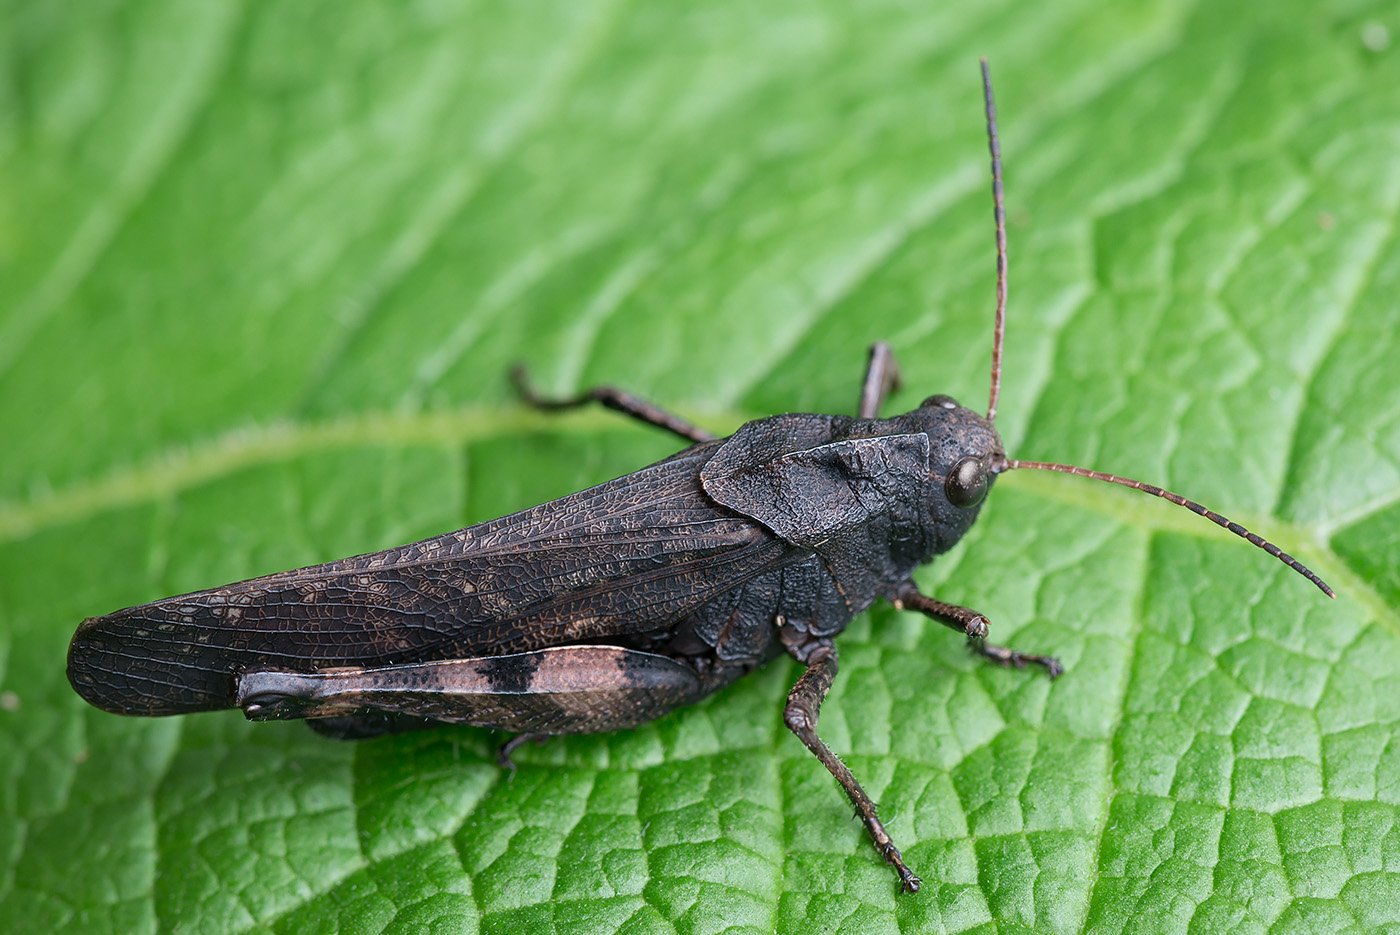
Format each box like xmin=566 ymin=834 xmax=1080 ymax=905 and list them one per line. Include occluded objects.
xmin=945 ymin=457 xmax=989 ymax=508
xmin=922 ymin=394 xmax=959 ymax=410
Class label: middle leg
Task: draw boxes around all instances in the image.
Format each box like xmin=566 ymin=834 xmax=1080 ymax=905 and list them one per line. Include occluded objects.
xmin=785 ymin=644 xmax=922 ymax=893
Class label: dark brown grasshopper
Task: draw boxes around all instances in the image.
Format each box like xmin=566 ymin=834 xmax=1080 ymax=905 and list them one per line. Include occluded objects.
xmin=67 ymin=61 xmax=1332 ymax=893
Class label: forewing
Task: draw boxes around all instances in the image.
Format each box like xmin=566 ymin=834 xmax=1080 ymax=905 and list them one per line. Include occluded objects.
xmin=69 ymin=443 xmax=794 ymax=715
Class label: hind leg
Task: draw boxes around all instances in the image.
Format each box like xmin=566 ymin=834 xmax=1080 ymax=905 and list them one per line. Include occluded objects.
xmin=237 ymin=645 xmax=710 ymax=733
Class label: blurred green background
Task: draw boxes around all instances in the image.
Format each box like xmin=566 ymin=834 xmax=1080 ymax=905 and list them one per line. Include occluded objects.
xmin=2 ymin=1 xmax=1399 ymax=932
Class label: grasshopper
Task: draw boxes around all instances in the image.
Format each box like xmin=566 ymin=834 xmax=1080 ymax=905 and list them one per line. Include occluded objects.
xmin=68 ymin=61 xmax=1331 ymax=892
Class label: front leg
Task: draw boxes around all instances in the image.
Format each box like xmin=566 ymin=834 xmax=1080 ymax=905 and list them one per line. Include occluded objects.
xmin=511 ymin=364 xmax=715 ymax=444
xmin=857 ymin=342 xmax=902 ymax=418
xmin=892 ymin=582 xmax=1062 ymax=678
xmin=785 ymin=644 xmax=922 ymax=893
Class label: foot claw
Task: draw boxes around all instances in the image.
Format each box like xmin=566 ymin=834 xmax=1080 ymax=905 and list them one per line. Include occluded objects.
xmin=970 ymin=638 xmax=1063 ymax=679
xmin=496 ymin=732 xmax=548 ymax=770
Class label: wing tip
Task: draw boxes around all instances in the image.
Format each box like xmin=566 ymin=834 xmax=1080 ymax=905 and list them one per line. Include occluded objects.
xmin=67 ymin=611 xmax=237 ymax=716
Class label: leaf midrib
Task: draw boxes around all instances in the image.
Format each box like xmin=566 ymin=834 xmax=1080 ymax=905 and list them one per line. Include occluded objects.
xmin=0 ymin=402 xmax=1319 ymax=534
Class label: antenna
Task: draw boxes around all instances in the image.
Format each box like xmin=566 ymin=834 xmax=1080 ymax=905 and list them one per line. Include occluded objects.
xmin=975 ymin=62 xmax=1331 ymax=598
xmin=981 ymin=58 xmax=1008 ymax=423
xmin=1004 ymin=460 xmax=1335 ymax=597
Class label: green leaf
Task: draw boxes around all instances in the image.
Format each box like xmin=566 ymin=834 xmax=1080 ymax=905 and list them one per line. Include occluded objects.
xmin=2 ymin=1 xmax=1398 ymax=931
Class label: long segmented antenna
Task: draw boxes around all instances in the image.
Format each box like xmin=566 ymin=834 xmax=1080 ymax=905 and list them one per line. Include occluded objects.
xmin=1004 ymin=459 xmax=1335 ymax=598
xmin=975 ymin=62 xmax=1329 ymax=599
xmin=981 ymin=58 xmax=1008 ymax=423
